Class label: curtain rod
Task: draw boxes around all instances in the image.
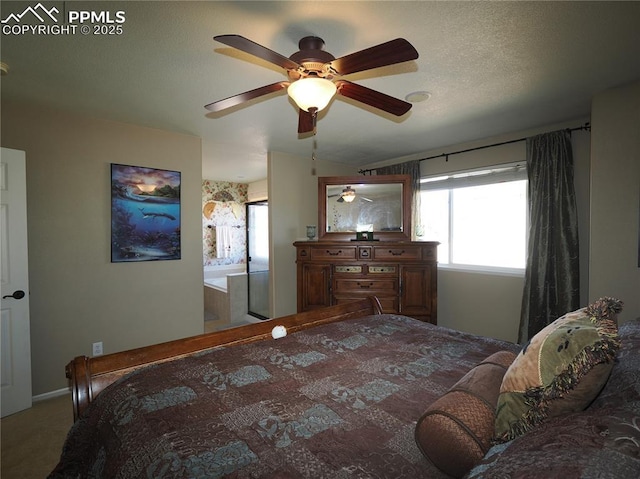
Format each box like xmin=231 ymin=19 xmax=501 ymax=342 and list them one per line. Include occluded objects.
xmin=359 ymin=122 xmax=590 ymax=174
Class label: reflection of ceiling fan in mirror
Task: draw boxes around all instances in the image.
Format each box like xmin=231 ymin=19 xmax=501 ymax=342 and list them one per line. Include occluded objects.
xmin=329 ymin=186 xmax=373 ymax=203
xmin=205 ymin=35 xmax=419 ymax=134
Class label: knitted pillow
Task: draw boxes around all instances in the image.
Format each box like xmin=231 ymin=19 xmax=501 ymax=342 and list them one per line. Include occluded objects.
xmin=415 ymin=350 xmax=517 ymax=479
xmin=494 ymin=297 xmax=623 ymax=443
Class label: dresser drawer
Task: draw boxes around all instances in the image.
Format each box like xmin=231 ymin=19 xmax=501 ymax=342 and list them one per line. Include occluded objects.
xmin=334 ymin=295 xmax=399 ymax=313
xmin=423 ymin=244 xmax=437 ymax=261
xmin=372 ymin=245 xmax=422 ymax=261
xmin=334 ymin=265 xmax=364 ymax=274
xmin=310 ymin=246 xmax=357 ymax=260
xmin=334 ymin=278 xmax=398 ymax=293
xmin=296 ymin=245 xmax=311 ymax=261
xmin=367 ymin=265 xmax=397 ymax=275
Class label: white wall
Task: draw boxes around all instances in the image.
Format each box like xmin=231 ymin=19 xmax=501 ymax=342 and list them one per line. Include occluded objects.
xmin=1 ymin=102 xmax=204 ymax=395
xmin=438 ymin=270 xmax=524 ymax=341
xmin=589 ymin=81 xmax=640 ymax=324
xmin=248 ymin=179 xmax=268 ymax=202
xmin=268 ymin=152 xmax=357 ymax=317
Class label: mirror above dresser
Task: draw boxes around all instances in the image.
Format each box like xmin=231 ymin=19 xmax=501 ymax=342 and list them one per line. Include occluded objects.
xmin=318 ymin=174 xmax=412 ymax=242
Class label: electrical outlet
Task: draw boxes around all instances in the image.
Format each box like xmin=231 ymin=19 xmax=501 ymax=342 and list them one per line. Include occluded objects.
xmin=92 ymin=341 xmax=103 ymax=356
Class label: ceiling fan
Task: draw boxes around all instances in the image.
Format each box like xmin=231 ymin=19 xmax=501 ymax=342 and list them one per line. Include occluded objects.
xmin=329 ymin=186 xmax=373 ymax=203
xmin=205 ymin=35 xmax=419 ymax=134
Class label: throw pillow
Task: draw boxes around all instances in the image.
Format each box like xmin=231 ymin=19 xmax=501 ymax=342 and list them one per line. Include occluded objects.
xmin=494 ymin=297 xmax=623 ymax=443
xmin=415 ymin=350 xmax=517 ymax=479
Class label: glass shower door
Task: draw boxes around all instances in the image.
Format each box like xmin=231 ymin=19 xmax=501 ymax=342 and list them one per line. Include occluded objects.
xmin=246 ymin=201 xmax=269 ymax=319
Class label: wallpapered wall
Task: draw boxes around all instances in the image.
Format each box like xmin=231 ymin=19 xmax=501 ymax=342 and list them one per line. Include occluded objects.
xmin=202 ymin=180 xmax=248 ymax=266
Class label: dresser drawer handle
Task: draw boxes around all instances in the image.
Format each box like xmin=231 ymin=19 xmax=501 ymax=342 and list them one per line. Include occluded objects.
xmin=358 ymin=282 xmax=373 ymax=289
xmin=389 ymin=249 xmax=405 ymax=256
xmin=327 ymin=250 xmax=342 ymax=256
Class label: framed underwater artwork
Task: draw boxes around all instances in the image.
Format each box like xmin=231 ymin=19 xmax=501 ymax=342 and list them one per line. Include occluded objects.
xmin=111 ymin=163 xmax=181 ymax=262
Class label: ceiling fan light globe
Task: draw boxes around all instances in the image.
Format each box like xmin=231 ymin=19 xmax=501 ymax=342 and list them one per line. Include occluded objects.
xmin=341 ymin=187 xmax=356 ymax=202
xmin=287 ymin=78 xmax=337 ymax=112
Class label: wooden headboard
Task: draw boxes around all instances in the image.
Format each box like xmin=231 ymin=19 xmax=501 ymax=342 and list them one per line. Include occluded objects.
xmin=66 ymin=297 xmax=383 ymax=421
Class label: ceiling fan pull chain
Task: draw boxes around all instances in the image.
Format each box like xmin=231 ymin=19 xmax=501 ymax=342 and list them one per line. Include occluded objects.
xmin=311 ymin=139 xmax=317 ymax=176
xmin=309 ymin=107 xmax=318 ymax=135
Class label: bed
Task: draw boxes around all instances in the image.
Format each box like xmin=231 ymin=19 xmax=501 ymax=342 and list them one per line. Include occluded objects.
xmin=50 ymin=297 xmax=523 ymax=478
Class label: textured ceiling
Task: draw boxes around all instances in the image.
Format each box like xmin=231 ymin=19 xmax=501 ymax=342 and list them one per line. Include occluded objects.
xmin=2 ymin=1 xmax=639 ymax=182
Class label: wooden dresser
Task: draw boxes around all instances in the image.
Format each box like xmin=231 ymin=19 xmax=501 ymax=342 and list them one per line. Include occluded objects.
xmin=294 ymin=241 xmax=438 ymax=324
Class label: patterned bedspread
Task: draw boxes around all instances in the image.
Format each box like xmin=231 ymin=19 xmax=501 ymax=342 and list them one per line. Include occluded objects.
xmin=49 ymin=314 xmax=518 ymax=478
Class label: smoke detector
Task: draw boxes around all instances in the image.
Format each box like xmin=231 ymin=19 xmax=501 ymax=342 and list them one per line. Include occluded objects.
xmin=405 ymin=91 xmax=431 ymax=103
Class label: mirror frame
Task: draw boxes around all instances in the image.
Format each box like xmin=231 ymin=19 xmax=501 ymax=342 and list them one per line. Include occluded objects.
xmin=318 ymin=174 xmax=412 ymax=242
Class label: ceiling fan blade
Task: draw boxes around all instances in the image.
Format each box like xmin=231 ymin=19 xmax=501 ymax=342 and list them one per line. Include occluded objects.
xmin=335 ymin=80 xmax=412 ymax=116
xmin=214 ymin=34 xmax=302 ymax=71
xmin=205 ymin=82 xmax=289 ymax=112
xmin=298 ymin=109 xmax=315 ymax=134
xmin=329 ymin=38 xmax=418 ymax=76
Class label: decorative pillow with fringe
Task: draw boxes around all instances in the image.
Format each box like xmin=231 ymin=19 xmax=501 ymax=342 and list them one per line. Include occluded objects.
xmin=494 ymin=297 xmax=623 ymax=443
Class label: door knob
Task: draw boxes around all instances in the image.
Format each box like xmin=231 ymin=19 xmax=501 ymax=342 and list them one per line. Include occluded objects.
xmin=2 ymin=290 xmax=26 ymax=300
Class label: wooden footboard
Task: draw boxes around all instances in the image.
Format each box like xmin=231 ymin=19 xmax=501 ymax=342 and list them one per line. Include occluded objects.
xmin=66 ymin=297 xmax=383 ymax=421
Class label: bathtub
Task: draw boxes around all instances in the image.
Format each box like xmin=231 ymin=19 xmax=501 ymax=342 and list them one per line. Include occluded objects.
xmin=203 ymin=265 xmax=248 ymax=327
xmin=204 ymin=276 xmax=228 ymax=292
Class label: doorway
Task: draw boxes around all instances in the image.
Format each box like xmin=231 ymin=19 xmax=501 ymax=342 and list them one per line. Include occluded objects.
xmin=1 ymin=147 xmax=32 ymax=417
xmin=246 ymin=201 xmax=269 ymax=319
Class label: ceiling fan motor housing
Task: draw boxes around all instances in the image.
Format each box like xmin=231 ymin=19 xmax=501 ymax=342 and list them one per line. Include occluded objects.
xmin=288 ymin=36 xmax=336 ymax=80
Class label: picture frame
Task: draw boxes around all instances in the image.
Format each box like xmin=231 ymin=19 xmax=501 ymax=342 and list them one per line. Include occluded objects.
xmin=111 ymin=163 xmax=181 ymax=262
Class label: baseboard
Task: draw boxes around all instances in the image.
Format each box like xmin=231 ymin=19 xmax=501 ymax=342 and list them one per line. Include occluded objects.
xmin=33 ymin=387 xmax=71 ymax=402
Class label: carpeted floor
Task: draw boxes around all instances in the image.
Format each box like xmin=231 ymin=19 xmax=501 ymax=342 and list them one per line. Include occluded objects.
xmin=1 ymin=394 xmax=73 ymax=478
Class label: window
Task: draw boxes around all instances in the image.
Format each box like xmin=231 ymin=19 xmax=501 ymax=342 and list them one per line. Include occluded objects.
xmin=419 ymin=163 xmax=527 ymax=273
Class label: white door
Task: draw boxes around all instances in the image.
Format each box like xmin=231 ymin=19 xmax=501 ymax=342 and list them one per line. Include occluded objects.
xmin=1 ymin=147 xmax=32 ymax=417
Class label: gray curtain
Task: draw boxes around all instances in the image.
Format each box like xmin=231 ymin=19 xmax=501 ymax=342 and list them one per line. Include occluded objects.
xmin=375 ymin=160 xmax=421 ymax=240
xmin=519 ymin=130 xmax=580 ymax=344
